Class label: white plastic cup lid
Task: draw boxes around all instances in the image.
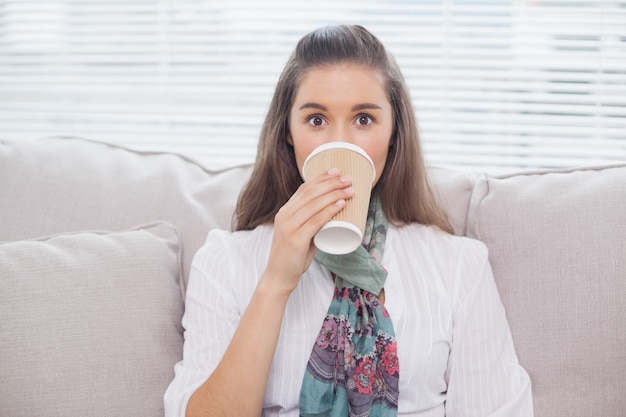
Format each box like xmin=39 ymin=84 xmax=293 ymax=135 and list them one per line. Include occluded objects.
xmin=313 ymin=221 xmax=363 ymax=255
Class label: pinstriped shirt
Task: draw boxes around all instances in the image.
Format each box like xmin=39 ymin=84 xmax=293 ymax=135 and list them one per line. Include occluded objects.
xmin=164 ymin=223 xmax=533 ymax=417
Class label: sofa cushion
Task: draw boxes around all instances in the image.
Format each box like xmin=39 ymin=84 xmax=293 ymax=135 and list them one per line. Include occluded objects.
xmin=0 ymin=222 xmax=184 ymax=417
xmin=467 ymin=164 xmax=626 ymax=417
xmin=0 ymin=136 xmax=252 ymax=289
xmin=428 ymin=166 xmax=477 ymax=236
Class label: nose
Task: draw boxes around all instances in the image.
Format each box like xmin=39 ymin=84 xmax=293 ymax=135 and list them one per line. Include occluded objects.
xmin=329 ymin=124 xmax=353 ymax=145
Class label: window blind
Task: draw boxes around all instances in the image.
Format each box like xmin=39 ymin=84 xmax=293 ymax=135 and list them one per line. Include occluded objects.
xmin=1 ymin=0 xmax=625 ymax=173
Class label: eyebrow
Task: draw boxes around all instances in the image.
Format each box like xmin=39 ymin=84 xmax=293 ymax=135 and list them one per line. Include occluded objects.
xmin=351 ymin=103 xmax=383 ymax=111
xmin=298 ymin=102 xmax=327 ymax=111
xmin=298 ymin=102 xmax=383 ymax=111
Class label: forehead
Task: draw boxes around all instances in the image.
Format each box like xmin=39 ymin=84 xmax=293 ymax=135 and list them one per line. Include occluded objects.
xmin=294 ymin=63 xmax=388 ymax=103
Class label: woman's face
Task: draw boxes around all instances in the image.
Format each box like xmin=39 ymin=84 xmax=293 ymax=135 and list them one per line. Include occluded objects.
xmin=288 ymin=63 xmax=393 ymax=187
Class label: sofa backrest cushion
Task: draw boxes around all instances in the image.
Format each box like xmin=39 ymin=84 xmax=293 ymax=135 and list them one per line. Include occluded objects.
xmin=0 ymin=222 xmax=184 ymax=417
xmin=467 ymin=164 xmax=626 ymax=417
xmin=0 ymin=136 xmax=251 ymax=289
xmin=428 ymin=166 xmax=477 ymax=236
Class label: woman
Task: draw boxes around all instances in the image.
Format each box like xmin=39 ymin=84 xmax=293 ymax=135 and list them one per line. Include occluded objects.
xmin=164 ymin=25 xmax=533 ymax=417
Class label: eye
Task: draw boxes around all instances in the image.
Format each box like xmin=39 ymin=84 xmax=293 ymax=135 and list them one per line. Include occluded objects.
xmin=355 ymin=114 xmax=374 ymax=126
xmin=307 ymin=115 xmax=327 ymax=127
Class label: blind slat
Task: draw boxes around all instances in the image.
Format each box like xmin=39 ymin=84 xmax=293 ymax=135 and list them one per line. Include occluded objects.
xmin=1 ymin=0 xmax=625 ymax=173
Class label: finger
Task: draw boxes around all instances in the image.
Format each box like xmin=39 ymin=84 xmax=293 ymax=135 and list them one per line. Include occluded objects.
xmin=297 ymin=196 xmax=348 ymax=238
xmin=284 ymin=169 xmax=353 ymax=217
xmin=277 ymin=181 xmax=353 ymax=232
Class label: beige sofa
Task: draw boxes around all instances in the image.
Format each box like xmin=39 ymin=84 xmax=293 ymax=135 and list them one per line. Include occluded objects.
xmin=1 ymin=136 xmax=624 ymax=417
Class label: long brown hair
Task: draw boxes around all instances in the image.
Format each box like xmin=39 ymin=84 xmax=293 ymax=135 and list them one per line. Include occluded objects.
xmin=235 ymin=25 xmax=452 ymax=234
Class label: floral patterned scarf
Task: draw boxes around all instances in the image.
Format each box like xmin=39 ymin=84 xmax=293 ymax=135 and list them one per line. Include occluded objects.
xmin=299 ymin=194 xmax=400 ymax=417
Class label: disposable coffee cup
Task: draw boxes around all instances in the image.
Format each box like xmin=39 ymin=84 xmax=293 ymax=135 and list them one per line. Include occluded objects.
xmin=302 ymin=142 xmax=376 ymax=255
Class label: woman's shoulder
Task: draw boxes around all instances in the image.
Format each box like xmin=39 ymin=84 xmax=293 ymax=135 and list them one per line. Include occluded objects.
xmin=389 ymin=223 xmax=488 ymax=264
xmin=195 ymin=224 xmax=274 ymax=266
xmin=189 ymin=224 xmax=274 ymax=288
xmin=392 ymin=222 xmax=485 ymax=248
xmin=206 ymin=223 xmax=274 ymax=246
xmin=388 ymin=224 xmax=490 ymax=302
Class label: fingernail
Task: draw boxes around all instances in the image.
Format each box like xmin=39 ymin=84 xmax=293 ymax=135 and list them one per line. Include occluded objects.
xmin=335 ymin=199 xmax=346 ymax=207
xmin=328 ymin=168 xmax=339 ymax=176
xmin=340 ymin=175 xmax=351 ymax=183
xmin=343 ymin=186 xmax=354 ymax=195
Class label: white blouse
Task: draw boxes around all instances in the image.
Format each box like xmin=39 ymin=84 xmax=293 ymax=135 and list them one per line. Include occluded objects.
xmin=164 ymin=223 xmax=533 ymax=417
